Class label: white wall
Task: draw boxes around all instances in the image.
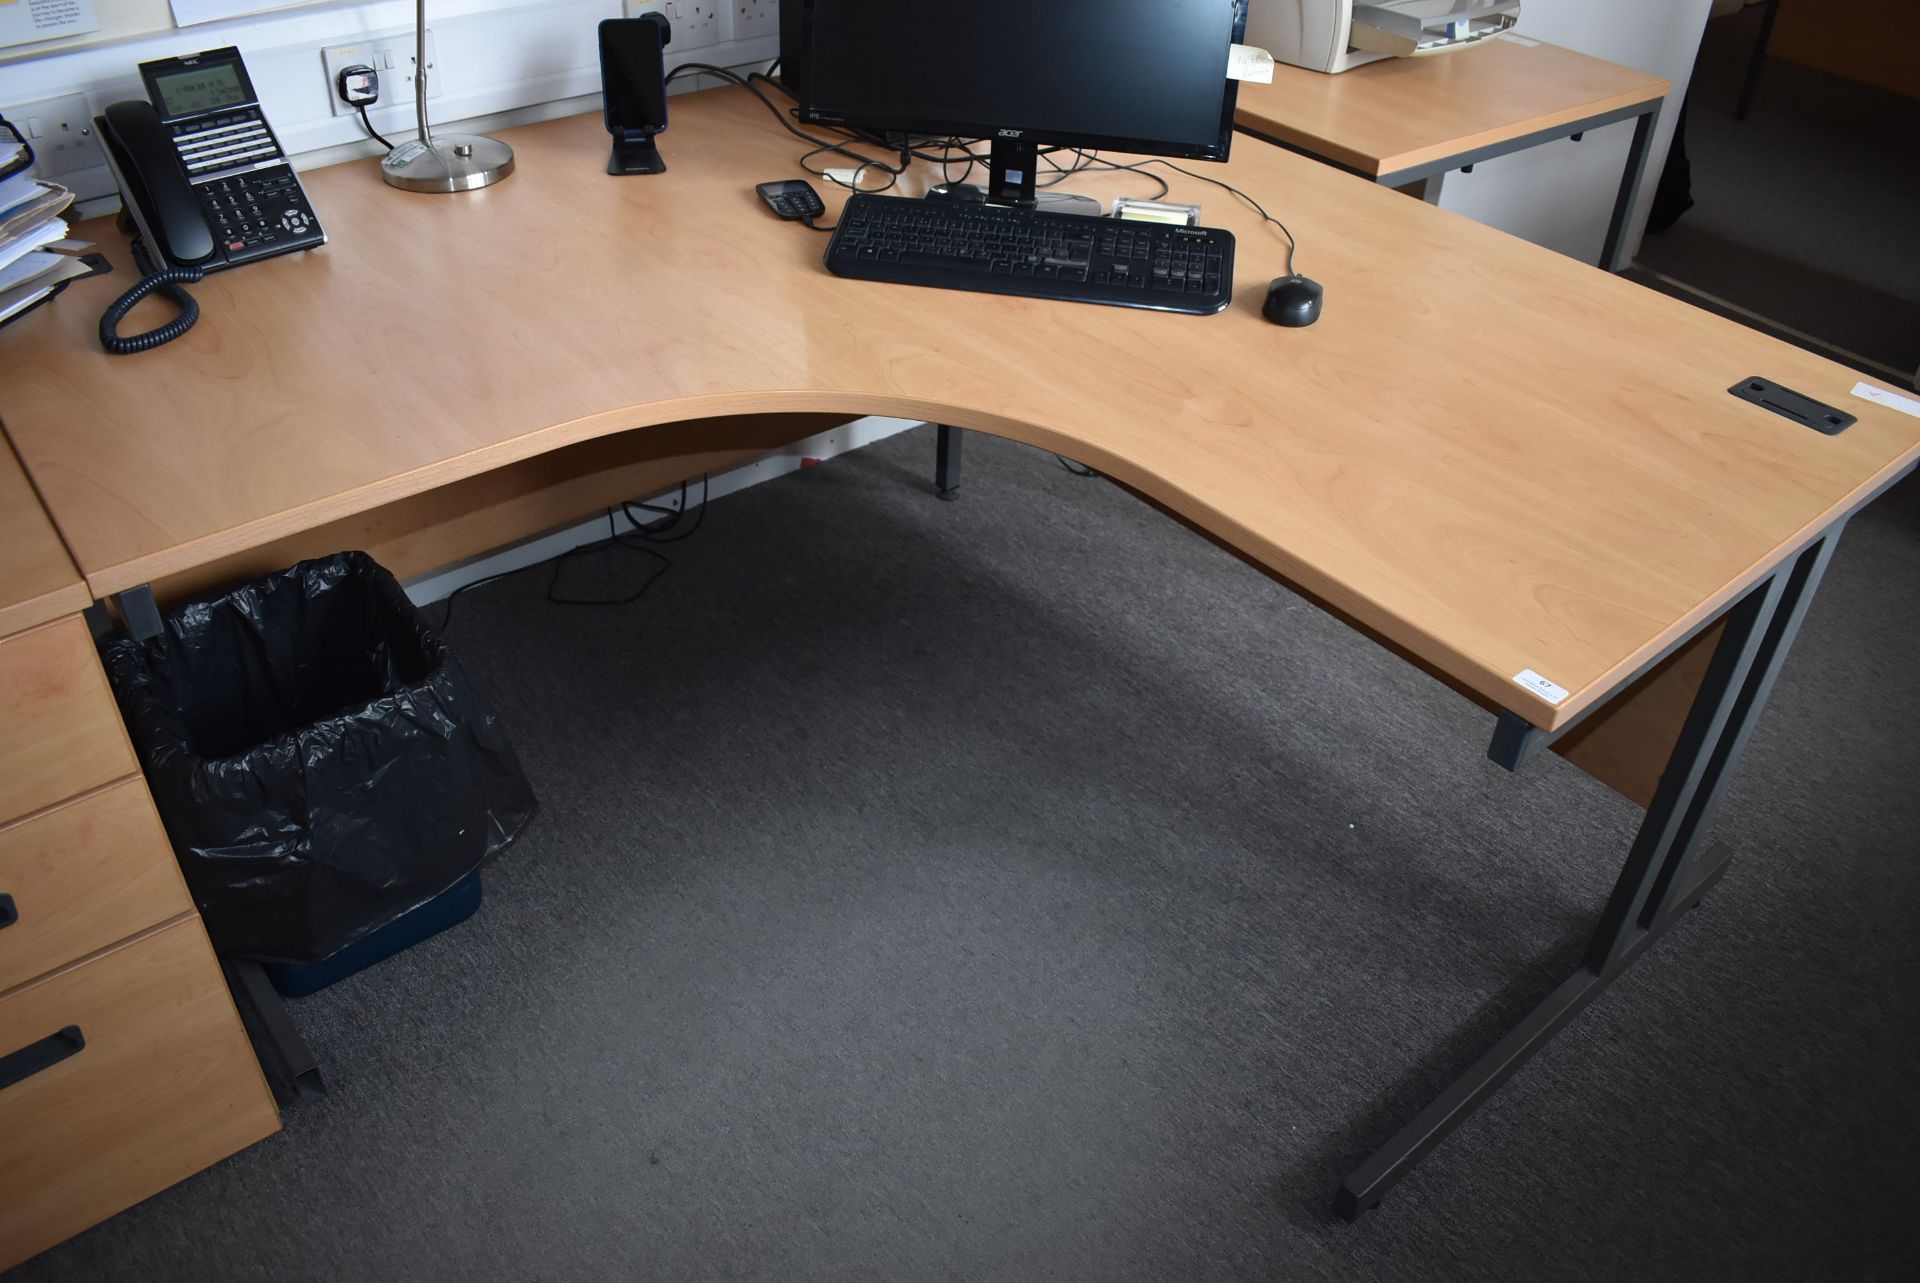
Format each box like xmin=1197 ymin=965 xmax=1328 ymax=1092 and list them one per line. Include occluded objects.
xmin=6 ymin=0 xmax=1713 ymax=266
xmin=1430 ymin=0 xmax=1713 ymax=265
xmin=0 ymin=0 xmax=774 ymax=209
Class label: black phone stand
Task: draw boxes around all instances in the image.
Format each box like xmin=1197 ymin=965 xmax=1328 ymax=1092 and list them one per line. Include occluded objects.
xmin=600 ymin=13 xmax=670 ymax=177
xmin=608 ymin=133 xmax=666 ymax=176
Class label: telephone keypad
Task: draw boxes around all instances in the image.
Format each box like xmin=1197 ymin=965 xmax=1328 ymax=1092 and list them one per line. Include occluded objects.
xmin=196 ymin=166 xmax=325 ymax=265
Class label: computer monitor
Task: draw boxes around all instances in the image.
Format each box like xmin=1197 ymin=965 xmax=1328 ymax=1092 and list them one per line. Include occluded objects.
xmin=785 ymin=0 xmax=1248 ymax=208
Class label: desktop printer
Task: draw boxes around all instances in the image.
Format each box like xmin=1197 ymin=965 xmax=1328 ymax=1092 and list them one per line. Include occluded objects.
xmin=1247 ymin=0 xmax=1520 ymax=74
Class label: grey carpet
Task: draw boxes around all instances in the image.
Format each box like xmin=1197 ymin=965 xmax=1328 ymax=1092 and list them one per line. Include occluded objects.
xmin=1632 ymin=8 xmax=1920 ymax=379
xmin=15 ymin=427 xmax=1919 ymax=1281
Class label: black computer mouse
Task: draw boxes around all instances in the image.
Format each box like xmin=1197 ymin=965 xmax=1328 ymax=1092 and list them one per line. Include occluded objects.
xmin=1263 ymin=275 xmax=1324 ymax=327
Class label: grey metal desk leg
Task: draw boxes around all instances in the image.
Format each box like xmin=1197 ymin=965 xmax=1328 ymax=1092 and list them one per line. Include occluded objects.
xmin=1737 ymin=0 xmax=1782 ymax=121
xmin=1335 ymin=530 xmax=1839 ymax=1219
xmin=224 ymin=959 xmax=326 ymax=1104
xmin=114 ymin=584 xmax=165 ymax=642
xmin=1601 ymin=107 xmax=1660 ymax=272
xmin=935 ymin=424 xmax=963 ymax=501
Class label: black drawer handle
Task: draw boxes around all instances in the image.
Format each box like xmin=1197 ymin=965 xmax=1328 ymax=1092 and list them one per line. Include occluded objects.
xmin=0 ymin=1025 xmax=85 ymax=1091
xmin=0 ymin=893 xmax=15 ymax=928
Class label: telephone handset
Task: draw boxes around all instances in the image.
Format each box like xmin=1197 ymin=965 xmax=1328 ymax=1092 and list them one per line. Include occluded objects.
xmin=99 ymin=99 xmax=217 ymax=267
xmin=95 ymin=45 xmax=326 ymax=353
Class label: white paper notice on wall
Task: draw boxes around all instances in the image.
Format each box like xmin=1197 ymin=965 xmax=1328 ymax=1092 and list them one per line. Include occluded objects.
xmin=1512 ymin=669 xmax=1570 ymax=706
xmin=1227 ymin=44 xmax=1275 ymax=84
xmin=0 ymin=0 xmax=99 ymax=51
xmin=170 ymin=0 xmax=323 ymax=28
xmin=1852 ymin=382 xmax=1920 ymax=420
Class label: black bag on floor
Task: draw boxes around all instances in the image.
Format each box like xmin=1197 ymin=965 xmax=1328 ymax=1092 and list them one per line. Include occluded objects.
xmin=103 ymin=552 xmax=537 ymax=966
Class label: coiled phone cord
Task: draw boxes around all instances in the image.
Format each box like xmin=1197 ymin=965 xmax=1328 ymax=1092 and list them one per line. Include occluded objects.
xmin=98 ymin=237 xmax=203 ymax=355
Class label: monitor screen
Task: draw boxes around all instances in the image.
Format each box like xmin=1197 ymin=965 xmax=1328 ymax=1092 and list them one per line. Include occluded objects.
xmin=799 ymin=0 xmax=1246 ymax=161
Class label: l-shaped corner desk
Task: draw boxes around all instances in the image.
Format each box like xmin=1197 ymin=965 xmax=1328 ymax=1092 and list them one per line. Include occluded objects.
xmin=1 ymin=82 xmax=1916 ymax=1262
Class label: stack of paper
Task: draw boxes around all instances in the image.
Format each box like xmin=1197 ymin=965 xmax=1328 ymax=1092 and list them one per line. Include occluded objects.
xmin=0 ymin=141 xmax=86 ymax=328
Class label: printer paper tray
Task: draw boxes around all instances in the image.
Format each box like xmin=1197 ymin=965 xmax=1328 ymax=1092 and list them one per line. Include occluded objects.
xmin=1349 ymin=0 xmax=1521 ymax=58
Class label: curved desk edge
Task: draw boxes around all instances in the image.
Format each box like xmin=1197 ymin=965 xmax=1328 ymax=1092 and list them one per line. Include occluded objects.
xmin=70 ymin=391 xmax=1918 ymax=737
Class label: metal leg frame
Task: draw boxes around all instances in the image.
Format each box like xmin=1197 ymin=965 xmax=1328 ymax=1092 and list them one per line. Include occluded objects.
xmin=1737 ymin=0 xmax=1782 ymax=121
xmin=1335 ymin=530 xmax=1840 ymax=1220
xmin=114 ymin=583 xmax=165 ymax=642
xmin=1268 ymin=98 xmax=1664 ymax=274
xmin=1601 ymin=107 xmax=1660 ymax=273
xmin=224 ymin=959 xmax=326 ymax=1104
xmin=935 ymin=424 xmax=963 ymax=500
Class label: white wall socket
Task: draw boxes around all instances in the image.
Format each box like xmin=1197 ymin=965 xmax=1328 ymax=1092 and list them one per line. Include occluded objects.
xmin=731 ymin=0 xmax=778 ymax=42
xmin=632 ymin=0 xmax=720 ymax=52
xmin=1 ymin=93 xmax=104 ymax=180
xmin=320 ymin=30 xmax=442 ymax=118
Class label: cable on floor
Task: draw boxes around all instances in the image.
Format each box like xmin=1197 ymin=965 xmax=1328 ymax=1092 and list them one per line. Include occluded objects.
xmin=429 ymin=477 xmax=710 ymax=628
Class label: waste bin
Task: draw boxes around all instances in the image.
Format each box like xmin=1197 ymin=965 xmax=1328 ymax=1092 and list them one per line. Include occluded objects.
xmin=103 ymin=552 xmax=537 ymax=989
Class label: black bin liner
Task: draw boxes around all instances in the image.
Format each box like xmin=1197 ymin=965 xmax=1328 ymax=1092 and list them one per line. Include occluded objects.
xmin=103 ymin=552 xmax=536 ymax=966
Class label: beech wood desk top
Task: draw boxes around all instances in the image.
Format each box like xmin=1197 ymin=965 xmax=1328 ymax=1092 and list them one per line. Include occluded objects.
xmin=0 ymin=432 xmax=88 ymax=636
xmin=0 ymin=86 xmax=1914 ymax=732
xmin=1235 ymin=37 xmax=1669 ymax=179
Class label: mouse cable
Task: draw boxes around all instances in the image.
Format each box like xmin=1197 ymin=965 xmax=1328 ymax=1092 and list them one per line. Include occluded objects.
xmin=99 ymin=234 xmax=203 ymax=355
xmin=1116 ymin=158 xmax=1299 ymax=276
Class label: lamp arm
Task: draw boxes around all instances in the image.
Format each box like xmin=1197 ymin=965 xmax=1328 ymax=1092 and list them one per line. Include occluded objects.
xmin=415 ymin=0 xmax=433 ymax=146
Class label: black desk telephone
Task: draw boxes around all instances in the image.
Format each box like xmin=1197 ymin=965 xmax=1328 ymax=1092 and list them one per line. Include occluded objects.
xmin=95 ymin=46 xmax=325 ymax=353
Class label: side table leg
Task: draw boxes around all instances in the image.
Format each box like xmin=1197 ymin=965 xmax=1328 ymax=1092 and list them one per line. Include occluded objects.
xmin=935 ymin=424 xmax=963 ymax=501
xmin=1601 ymin=107 xmax=1660 ymax=272
xmin=1737 ymin=0 xmax=1782 ymax=121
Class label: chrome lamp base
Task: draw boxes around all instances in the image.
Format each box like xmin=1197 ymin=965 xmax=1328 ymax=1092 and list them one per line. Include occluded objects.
xmin=380 ymin=133 xmax=516 ymax=194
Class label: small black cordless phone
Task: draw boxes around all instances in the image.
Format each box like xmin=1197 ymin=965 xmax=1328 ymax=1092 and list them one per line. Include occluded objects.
xmin=756 ymin=180 xmax=826 ymax=222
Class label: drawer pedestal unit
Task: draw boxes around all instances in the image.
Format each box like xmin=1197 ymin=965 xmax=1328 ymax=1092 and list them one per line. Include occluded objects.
xmin=0 ymin=446 xmax=279 ymax=1272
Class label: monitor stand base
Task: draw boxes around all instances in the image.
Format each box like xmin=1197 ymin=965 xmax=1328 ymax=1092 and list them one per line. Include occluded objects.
xmin=985 ymin=136 xmax=1040 ymax=208
xmin=926 ymin=183 xmax=988 ymax=204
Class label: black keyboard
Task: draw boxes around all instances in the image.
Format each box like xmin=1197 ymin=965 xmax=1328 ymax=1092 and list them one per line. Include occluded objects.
xmin=824 ymin=194 xmax=1234 ymax=315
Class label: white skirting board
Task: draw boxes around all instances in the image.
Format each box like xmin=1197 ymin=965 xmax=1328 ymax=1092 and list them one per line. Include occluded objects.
xmin=403 ymin=415 xmax=922 ymax=607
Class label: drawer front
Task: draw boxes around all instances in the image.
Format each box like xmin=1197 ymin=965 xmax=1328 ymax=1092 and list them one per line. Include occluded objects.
xmin=0 ymin=615 xmax=138 ymax=826
xmin=0 ymin=778 xmax=195 ymax=993
xmin=0 ymin=915 xmax=279 ymax=1272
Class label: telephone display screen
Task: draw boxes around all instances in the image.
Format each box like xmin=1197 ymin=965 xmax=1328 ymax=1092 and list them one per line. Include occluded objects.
xmin=152 ymin=64 xmax=251 ymax=117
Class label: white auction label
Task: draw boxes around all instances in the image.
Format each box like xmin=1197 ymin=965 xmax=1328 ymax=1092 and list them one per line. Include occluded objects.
xmin=1852 ymin=382 xmax=1920 ymax=420
xmin=1513 ymin=669 xmax=1570 ymax=705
